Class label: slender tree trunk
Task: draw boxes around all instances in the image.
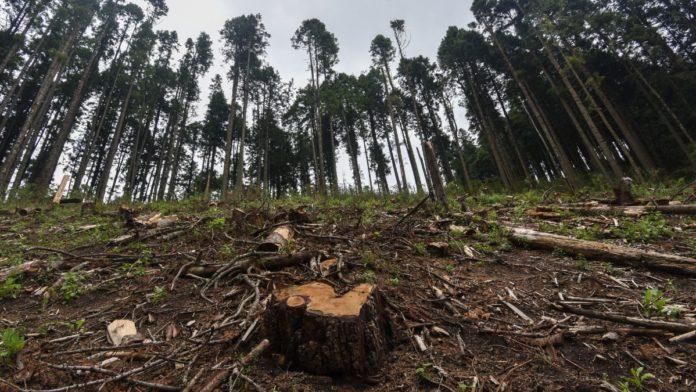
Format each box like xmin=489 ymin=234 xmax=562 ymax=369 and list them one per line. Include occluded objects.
xmin=308 ymin=46 xmax=326 ymax=195
xmin=96 ymin=78 xmax=135 ymax=201
xmin=221 ymin=69 xmax=239 ymax=197
xmin=484 ymin=23 xmax=580 ymax=190
xmin=234 ymin=50 xmax=252 ymax=193
xmin=0 ymin=20 xmax=82 ymax=196
xmin=440 ymin=90 xmax=472 ymax=190
xmin=464 ymin=68 xmax=512 ymax=190
xmin=383 ymin=123 xmax=402 ymax=192
xmin=35 ymin=24 xmax=111 ymax=194
xmin=380 ymin=67 xmax=408 ymax=193
xmin=570 ymin=53 xmax=656 ymax=173
xmin=538 ymin=35 xmax=623 ymax=184
xmin=0 ymin=1 xmax=44 ymax=78
xmin=384 ymin=65 xmax=423 ymax=193
xmin=361 ymin=135 xmax=374 ymax=193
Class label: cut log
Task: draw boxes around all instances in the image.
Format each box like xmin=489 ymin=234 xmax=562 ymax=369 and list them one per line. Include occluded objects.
xmin=52 ymin=175 xmax=70 ymax=204
xmin=553 ymin=303 xmax=695 ymax=333
xmin=264 ymin=282 xmax=394 ymax=377
xmin=507 ymin=226 xmax=696 ymax=275
xmin=257 ymin=225 xmax=293 ymax=252
xmin=553 ymin=204 xmax=696 ymax=216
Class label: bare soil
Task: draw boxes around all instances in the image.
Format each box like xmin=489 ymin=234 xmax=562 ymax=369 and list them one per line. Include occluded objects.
xmin=0 ymin=195 xmax=694 ymax=391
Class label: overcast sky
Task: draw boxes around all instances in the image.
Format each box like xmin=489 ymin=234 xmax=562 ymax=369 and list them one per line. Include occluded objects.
xmin=156 ymin=0 xmax=474 ymax=92
xmin=146 ymin=0 xmax=476 ymax=193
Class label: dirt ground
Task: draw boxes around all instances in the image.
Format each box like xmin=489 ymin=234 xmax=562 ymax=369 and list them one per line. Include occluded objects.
xmin=0 ymin=193 xmax=694 ymax=391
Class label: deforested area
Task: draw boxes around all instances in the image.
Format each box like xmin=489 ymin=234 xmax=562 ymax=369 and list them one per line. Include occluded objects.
xmin=0 ymin=0 xmax=695 ymax=391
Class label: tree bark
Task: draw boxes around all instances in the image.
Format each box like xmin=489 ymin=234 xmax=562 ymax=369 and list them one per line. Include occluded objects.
xmin=265 ymin=282 xmax=394 ymax=377
xmin=96 ymin=78 xmax=135 ymax=201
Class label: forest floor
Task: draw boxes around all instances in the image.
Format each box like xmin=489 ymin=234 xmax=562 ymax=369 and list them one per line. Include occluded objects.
xmin=0 ymin=185 xmax=695 ymax=391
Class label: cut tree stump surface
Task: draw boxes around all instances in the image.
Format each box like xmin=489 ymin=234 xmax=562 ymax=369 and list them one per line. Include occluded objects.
xmin=265 ymin=282 xmax=394 ymax=377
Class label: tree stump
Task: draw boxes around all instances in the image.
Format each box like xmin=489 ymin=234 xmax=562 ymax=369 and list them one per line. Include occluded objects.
xmin=264 ymin=282 xmax=394 ymax=377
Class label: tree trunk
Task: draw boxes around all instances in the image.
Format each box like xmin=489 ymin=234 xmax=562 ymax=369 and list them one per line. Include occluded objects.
xmin=385 ymin=66 xmax=423 ymax=193
xmin=440 ymin=90 xmax=472 ymax=190
xmin=309 ymin=46 xmax=326 ymax=195
xmin=233 ymin=50 xmax=252 ymax=194
xmin=0 ymin=21 xmax=82 ymax=197
xmin=96 ymin=78 xmax=135 ymax=201
xmin=35 ymin=23 xmax=111 ymax=194
xmin=538 ymin=36 xmax=623 ymax=183
xmin=361 ymin=135 xmax=374 ymax=193
xmin=221 ymin=69 xmax=239 ymax=197
xmin=380 ymin=67 xmax=408 ymax=193
xmin=265 ymin=282 xmax=394 ymax=377
xmin=484 ymin=24 xmax=580 ymax=190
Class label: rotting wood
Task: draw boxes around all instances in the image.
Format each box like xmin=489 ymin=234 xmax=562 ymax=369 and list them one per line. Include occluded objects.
xmin=264 ymin=282 xmax=394 ymax=377
xmin=257 ymin=225 xmax=293 ymax=252
xmin=507 ymin=226 xmax=696 ymax=275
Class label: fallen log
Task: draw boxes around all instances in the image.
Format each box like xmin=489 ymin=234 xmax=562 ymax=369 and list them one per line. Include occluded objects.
xmin=507 ymin=226 xmax=696 ymax=275
xmin=552 ymin=204 xmax=696 ymax=216
xmin=257 ymin=225 xmax=293 ymax=252
xmin=552 ymin=303 xmax=696 ymax=334
xmin=264 ymin=282 xmax=394 ymax=377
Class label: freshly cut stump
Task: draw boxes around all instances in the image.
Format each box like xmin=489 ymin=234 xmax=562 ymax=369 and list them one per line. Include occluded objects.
xmin=265 ymin=282 xmax=394 ymax=377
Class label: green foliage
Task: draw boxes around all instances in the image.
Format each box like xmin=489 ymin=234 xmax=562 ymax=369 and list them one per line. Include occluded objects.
xmin=415 ymin=362 xmax=432 ymax=380
xmin=575 ymin=256 xmax=590 ymax=271
xmin=59 ymin=272 xmax=86 ymax=302
xmin=413 ymin=242 xmax=427 ymax=256
xmin=611 ymin=214 xmax=673 ymax=243
xmin=642 ymin=288 xmax=679 ymax=318
xmin=151 ymin=285 xmax=167 ymax=303
xmin=359 ymin=270 xmax=377 ymax=283
xmin=206 ymin=217 xmax=226 ymax=231
xmin=617 ymin=367 xmax=654 ymax=391
xmin=361 ymin=251 xmax=378 ymax=267
xmin=444 ymin=264 xmax=455 ymax=273
xmin=387 ymin=277 xmax=399 ymax=286
xmin=220 ymin=244 xmax=236 ymax=257
xmin=0 ymin=278 xmax=21 ymax=299
xmin=0 ymin=329 xmax=25 ymax=361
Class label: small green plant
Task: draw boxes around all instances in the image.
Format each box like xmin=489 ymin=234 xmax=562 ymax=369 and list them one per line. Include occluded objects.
xmin=415 ymin=362 xmax=432 ymax=380
xmin=575 ymin=256 xmax=590 ymax=271
xmin=151 ymin=285 xmax=167 ymax=303
xmin=361 ymin=251 xmax=377 ymax=267
xmin=59 ymin=272 xmax=86 ymax=302
xmin=611 ymin=213 xmax=673 ymax=243
xmin=444 ymin=264 xmax=455 ymax=273
xmin=457 ymin=382 xmax=471 ymax=392
xmin=67 ymin=318 xmax=85 ymax=332
xmin=617 ymin=367 xmax=654 ymax=391
xmin=220 ymin=244 xmax=236 ymax=257
xmin=0 ymin=328 xmax=25 ymax=361
xmin=206 ymin=217 xmax=226 ymax=231
xmin=359 ymin=270 xmax=377 ymax=283
xmin=120 ymin=260 xmax=146 ymax=277
xmin=387 ymin=277 xmax=399 ymax=286
xmin=413 ymin=242 xmax=427 ymax=256
xmin=641 ymin=287 xmax=680 ymax=317
xmin=0 ymin=277 xmax=21 ymax=299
